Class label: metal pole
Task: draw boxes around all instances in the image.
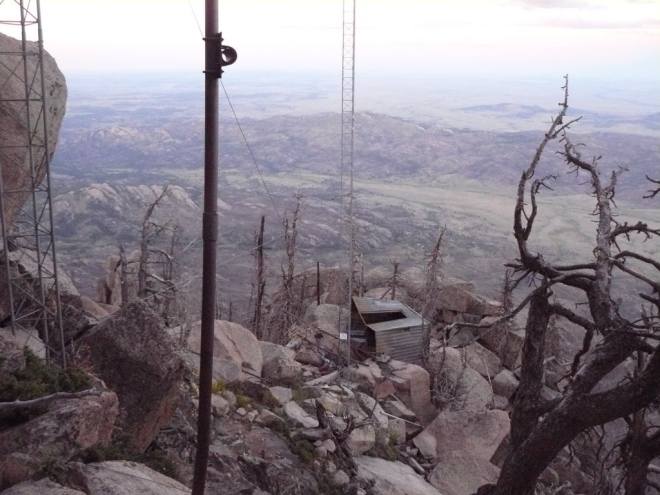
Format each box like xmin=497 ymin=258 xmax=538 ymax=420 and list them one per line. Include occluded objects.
xmin=192 ymin=0 xmax=219 ymax=492
xmin=343 ymin=0 xmax=357 ymax=367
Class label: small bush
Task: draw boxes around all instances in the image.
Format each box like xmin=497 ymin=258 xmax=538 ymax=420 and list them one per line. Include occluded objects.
xmin=211 ymin=380 xmax=226 ymax=394
xmin=291 ymin=439 xmax=315 ymax=464
xmin=0 ymin=348 xmax=91 ymax=402
xmin=82 ymin=441 xmax=179 ymax=480
xmin=235 ymin=393 xmax=251 ymax=409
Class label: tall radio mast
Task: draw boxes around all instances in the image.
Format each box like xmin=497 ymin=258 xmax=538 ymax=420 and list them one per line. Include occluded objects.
xmin=341 ymin=0 xmax=357 ymax=365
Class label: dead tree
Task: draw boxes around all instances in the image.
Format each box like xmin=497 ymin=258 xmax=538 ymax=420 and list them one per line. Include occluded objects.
xmin=422 ymin=227 xmax=446 ymax=363
xmin=251 ymin=215 xmax=266 ymax=339
xmin=137 ymin=186 xmax=170 ymax=298
xmin=479 ymin=77 xmax=660 ymax=495
xmin=390 ymin=259 xmax=400 ymax=300
xmin=119 ymin=244 xmax=130 ymax=306
xmin=282 ymin=194 xmax=302 ymax=331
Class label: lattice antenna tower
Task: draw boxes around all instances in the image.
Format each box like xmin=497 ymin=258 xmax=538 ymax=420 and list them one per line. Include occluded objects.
xmin=0 ymin=0 xmax=66 ymax=365
xmin=341 ymin=0 xmax=356 ymax=365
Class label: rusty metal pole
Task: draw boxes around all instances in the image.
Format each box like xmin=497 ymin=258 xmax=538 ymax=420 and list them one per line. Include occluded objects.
xmin=192 ymin=0 xmax=219 ymax=492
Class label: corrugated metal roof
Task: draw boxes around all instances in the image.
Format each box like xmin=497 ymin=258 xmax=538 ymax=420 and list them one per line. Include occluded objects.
xmin=353 ymin=297 xmax=423 ymax=333
xmin=353 ymin=297 xmax=406 ymax=314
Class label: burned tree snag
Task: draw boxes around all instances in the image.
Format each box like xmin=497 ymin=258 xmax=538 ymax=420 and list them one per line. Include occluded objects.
xmin=251 ymin=215 xmax=266 ymax=339
xmin=479 ymin=77 xmax=660 ymax=495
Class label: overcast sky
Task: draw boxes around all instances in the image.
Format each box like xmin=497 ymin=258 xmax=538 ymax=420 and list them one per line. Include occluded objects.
xmin=24 ymin=0 xmax=659 ymax=81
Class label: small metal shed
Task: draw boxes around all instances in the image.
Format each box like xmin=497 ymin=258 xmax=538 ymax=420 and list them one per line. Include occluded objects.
xmin=351 ymin=296 xmax=425 ymax=364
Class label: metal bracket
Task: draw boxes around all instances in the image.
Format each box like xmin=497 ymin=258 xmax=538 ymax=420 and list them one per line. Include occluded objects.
xmin=204 ymin=32 xmax=238 ymax=78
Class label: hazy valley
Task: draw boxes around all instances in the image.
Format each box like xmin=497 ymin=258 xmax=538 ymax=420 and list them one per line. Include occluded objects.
xmin=50 ymin=75 xmax=660 ymax=317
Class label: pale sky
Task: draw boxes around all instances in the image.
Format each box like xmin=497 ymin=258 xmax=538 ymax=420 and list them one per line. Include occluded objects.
xmin=16 ymin=0 xmax=660 ymax=80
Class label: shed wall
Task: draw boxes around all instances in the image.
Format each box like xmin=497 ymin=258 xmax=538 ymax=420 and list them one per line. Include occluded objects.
xmin=373 ymin=325 xmax=424 ymax=363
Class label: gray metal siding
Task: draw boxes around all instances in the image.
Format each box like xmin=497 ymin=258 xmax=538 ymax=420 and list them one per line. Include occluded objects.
xmin=374 ymin=325 xmax=424 ymax=363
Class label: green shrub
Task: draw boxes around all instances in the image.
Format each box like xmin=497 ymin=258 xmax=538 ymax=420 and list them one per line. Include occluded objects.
xmin=82 ymin=441 xmax=179 ymax=480
xmin=291 ymin=439 xmax=316 ymax=464
xmin=0 ymin=348 xmax=91 ymax=402
xmin=211 ymin=380 xmax=226 ymax=394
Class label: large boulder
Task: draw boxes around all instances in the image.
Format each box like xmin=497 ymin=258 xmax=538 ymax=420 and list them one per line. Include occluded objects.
xmin=413 ymin=409 xmax=509 ymax=461
xmin=387 ymin=360 xmax=434 ymax=422
xmin=0 ymin=32 xmax=67 ymax=323
xmin=464 ymin=342 xmax=502 ymax=379
xmin=355 ymin=456 xmax=442 ymax=495
xmin=0 ymin=32 xmax=67 ymax=228
xmin=78 ymin=301 xmax=185 ymax=452
xmin=64 ymin=461 xmax=188 ymax=495
xmin=187 ymin=320 xmax=263 ymax=382
xmin=260 ymin=341 xmax=302 ymax=383
xmin=2 ymin=479 xmax=85 ymax=495
xmin=299 ymin=303 xmax=348 ymax=353
xmin=0 ymin=390 xmax=118 ymax=489
xmin=429 ymin=345 xmax=493 ymax=411
xmin=478 ymin=318 xmax=525 ymax=369
xmin=413 ymin=410 xmax=509 ymax=495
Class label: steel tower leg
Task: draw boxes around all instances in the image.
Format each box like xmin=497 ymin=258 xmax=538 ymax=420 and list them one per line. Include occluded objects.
xmin=0 ymin=0 xmax=65 ymax=365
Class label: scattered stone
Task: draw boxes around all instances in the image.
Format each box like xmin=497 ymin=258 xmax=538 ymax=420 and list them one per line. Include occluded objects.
xmin=1 ymin=479 xmax=85 ymax=495
xmin=212 ymin=394 xmax=230 ymax=417
xmin=305 ymin=371 xmax=339 ymax=386
xmin=260 ymin=341 xmax=303 ymax=383
xmin=236 ymin=408 xmax=247 ymax=417
xmin=317 ymin=391 xmax=346 ymax=416
xmin=295 ymin=348 xmax=324 ymax=367
xmin=187 ymin=320 xmax=263 ymax=381
xmin=268 ymin=386 xmax=293 ymax=406
xmin=478 ymin=320 xmax=525 ymax=369
xmin=388 ymin=417 xmax=407 ymax=445
xmin=64 ymin=461 xmax=188 ymax=494
xmin=429 ymin=451 xmax=500 ymax=495
xmin=301 ymin=304 xmax=348 ymax=353
xmin=284 ymin=401 xmax=319 ymax=428
xmin=357 ymin=392 xmax=389 ymax=430
xmin=355 ymin=456 xmax=442 ymax=495
xmin=414 ymin=410 xmax=509 ymax=494
xmin=492 ymin=369 xmax=519 ymax=399
xmin=342 ymin=364 xmax=378 ymax=390
xmin=382 ymin=399 xmax=417 ymax=422
xmin=247 ymin=410 xmax=259 ymax=422
xmin=429 ymin=345 xmax=493 ymax=412
xmin=464 ymin=342 xmax=503 ymax=379
xmin=492 ymin=395 xmax=509 ymax=410
xmin=346 ymin=425 xmax=376 ymax=456
xmin=255 ymin=409 xmax=286 ymax=429
xmin=0 ymin=390 xmax=118 ymax=489
xmin=222 ymin=390 xmax=237 ymax=409
xmin=413 ymin=409 xmax=509 ymax=461
xmin=388 ymin=360 xmax=433 ymax=420
xmin=331 ymin=470 xmax=350 ymax=487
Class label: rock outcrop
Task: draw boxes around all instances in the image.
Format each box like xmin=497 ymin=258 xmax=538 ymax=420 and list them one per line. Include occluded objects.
xmin=0 ymin=32 xmax=67 ymax=228
xmin=413 ymin=409 xmax=510 ymax=495
xmin=186 ymin=320 xmax=263 ymax=382
xmin=355 ymin=455 xmax=442 ymax=495
xmin=1 ymin=478 xmax=85 ymax=495
xmin=78 ymin=301 xmax=184 ymax=452
xmin=0 ymin=390 xmax=118 ymax=489
xmin=0 ymin=32 xmax=68 ymax=323
xmin=64 ymin=461 xmax=189 ymax=494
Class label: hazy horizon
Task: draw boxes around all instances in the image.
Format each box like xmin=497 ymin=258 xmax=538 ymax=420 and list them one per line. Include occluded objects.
xmin=35 ymin=0 xmax=660 ymax=83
